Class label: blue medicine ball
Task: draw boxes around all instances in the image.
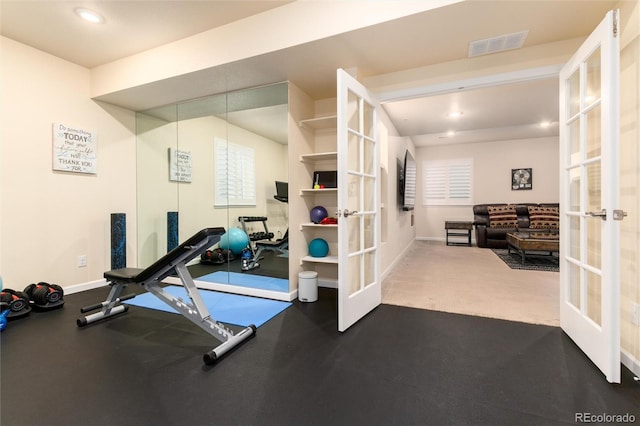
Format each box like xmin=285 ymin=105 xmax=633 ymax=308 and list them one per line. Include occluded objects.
xmin=219 ymin=228 xmax=250 ymax=255
xmin=310 ymin=206 xmax=328 ymax=224
xmin=308 ymin=238 xmax=329 ymax=257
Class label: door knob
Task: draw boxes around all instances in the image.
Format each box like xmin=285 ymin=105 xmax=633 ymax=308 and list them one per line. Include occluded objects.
xmin=343 ymin=209 xmax=359 ymax=217
xmin=586 ymin=209 xmax=606 ymax=220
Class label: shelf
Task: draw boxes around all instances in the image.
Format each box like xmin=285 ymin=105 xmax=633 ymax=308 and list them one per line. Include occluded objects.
xmin=300 ymin=188 xmax=337 ymax=196
xmin=300 ymin=152 xmax=337 ymax=163
xmin=299 ymin=115 xmax=337 ymax=130
xmin=301 ymin=255 xmax=338 ymax=264
xmin=301 ymin=222 xmax=338 ymax=229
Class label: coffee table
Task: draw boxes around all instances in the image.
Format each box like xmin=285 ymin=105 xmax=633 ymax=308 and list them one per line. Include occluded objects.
xmin=506 ymin=232 xmax=559 ymax=265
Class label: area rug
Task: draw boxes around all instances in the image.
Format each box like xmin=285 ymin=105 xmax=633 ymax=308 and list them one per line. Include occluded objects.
xmin=492 ymin=249 xmax=559 ymax=272
xmin=197 ymin=271 xmax=289 ymax=293
xmin=125 ymin=285 xmax=291 ymax=327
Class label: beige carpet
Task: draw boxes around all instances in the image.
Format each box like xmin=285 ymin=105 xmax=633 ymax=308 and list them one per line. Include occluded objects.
xmin=382 ymin=240 xmax=560 ymax=326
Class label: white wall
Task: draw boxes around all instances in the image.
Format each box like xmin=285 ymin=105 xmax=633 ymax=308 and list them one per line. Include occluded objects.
xmin=617 ymin=0 xmax=640 ymax=376
xmin=414 ymin=136 xmax=559 ymax=240
xmin=379 ymin=132 xmax=417 ymax=278
xmin=0 ymin=37 xmax=137 ymax=291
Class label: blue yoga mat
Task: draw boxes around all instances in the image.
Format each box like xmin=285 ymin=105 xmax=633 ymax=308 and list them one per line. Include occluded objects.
xmin=197 ymin=271 xmax=289 ymax=293
xmin=125 ymin=286 xmax=291 ymax=327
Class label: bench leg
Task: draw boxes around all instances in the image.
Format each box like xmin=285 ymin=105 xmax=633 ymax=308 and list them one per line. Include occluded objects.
xmin=77 ymin=284 xmax=135 ymax=327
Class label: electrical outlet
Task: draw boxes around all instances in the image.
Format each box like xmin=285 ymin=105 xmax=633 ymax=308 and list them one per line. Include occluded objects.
xmin=632 ymin=302 xmax=640 ymax=326
xmin=77 ymin=255 xmax=87 ymax=268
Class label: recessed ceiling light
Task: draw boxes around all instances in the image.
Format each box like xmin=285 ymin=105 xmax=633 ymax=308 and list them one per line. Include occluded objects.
xmin=75 ymin=8 xmax=105 ymax=24
xmin=539 ymin=121 xmax=552 ymax=128
xmin=447 ymin=131 xmax=456 ymax=137
xmin=447 ymin=111 xmax=463 ymax=119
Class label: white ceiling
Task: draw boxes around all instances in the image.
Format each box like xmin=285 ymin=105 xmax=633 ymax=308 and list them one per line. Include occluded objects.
xmin=0 ymin=0 xmax=616 ymax=145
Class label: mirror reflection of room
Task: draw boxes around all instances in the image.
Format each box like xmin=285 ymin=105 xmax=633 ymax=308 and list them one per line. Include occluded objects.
xmin=135 ymin=82 xmax=289 ymax=295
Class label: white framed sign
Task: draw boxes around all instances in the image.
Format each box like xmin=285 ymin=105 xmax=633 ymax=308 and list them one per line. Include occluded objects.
xmin=169 ymin=148 xmax=192 ymax=182
xmin=52 ymin=123 xmax=97 ymax=174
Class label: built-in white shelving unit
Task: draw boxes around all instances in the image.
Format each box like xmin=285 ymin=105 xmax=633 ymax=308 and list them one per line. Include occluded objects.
xmin=301 ymin=255 xmax=339 ymax=264
xmin=299 ymin=115 xmax=337 ymax=130
xmin=297 ymin=113 xmax=339 ymax=285
xmin=299 ymin=152 xmax=337 ymax=163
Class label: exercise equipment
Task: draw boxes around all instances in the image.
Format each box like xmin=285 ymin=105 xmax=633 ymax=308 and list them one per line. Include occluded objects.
xmin=0 ymin=310 xmax=8 ymax=331
xmin=77 ymin=228 xmax=256 ymax=365
xmin=238 ymin=216 xmax=274 ymax=242
xmin=110 ymin=213 xmax=126 ymax=270
xmin=200 ymin=248 xmax=235 ymax=265
xmin=23 ymin=282 xmax=65 ymax=310
xmin=242 ymin=231 xmax=289 ymax=271
xmin=167 ymin=211 xmax=179 ymax=252
xmin=241 ymin=181 xmax=290 ymax=271
xmin=0 ymin=288 xmax=31 ymax=319
xmin=219 ymin=228 xmax=250 ymax=255
xmin=308 ymin=238 xmax=329 ymax=257
xmin=310 ymin=206 xmax=328 ymax=224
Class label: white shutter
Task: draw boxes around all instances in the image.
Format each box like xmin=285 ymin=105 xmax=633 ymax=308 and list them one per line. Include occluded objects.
xmin=423 ymin=162 xmax=448 ymax=203
xmin=215 ymin=138 xmax=256 ymax=206
xmin=422 ymin=159 xmax=473 ymax=206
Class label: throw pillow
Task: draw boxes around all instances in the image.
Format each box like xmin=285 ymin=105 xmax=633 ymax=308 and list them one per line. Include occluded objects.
xmin=528 ymin=206 xmax=560 ymax=230
xmin=488 ymin=205 xmax=517 ymax=228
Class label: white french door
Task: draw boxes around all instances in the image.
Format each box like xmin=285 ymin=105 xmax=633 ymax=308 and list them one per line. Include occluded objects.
xmin=559 ymin=10 xmax=621 ymax=383
xmin=336 ymin=69 xmax=381 ymax=332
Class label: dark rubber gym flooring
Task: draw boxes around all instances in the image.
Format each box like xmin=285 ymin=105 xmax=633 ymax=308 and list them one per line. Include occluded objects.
xmin=2 ymin=286 xmax=639 ymax=426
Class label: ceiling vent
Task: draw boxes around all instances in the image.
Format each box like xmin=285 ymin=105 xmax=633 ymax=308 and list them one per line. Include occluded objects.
xmin=468 ymin=30 xmax=529 ymax=58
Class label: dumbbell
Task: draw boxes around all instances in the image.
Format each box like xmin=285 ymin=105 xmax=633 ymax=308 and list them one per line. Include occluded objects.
xmin=23 ymin=282 xmax=64 ymax=306
xmin=0 ymin=289 xmax=30 ymax=312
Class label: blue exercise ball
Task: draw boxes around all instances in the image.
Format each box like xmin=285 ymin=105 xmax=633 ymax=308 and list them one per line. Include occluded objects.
xmin=308 ymin=238 xmax=329 ymax=257
xmin=310 ymin=205 xmax=328 ymax=224
xmin=219 ymin=228 xmax=249 ymax=255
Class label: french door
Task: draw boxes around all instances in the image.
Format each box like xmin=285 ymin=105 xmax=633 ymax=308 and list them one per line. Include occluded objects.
xmin=336 ymin=69 xmax=381 ymax=332
xmin=559 ymin=10 xmax=621 ymax=383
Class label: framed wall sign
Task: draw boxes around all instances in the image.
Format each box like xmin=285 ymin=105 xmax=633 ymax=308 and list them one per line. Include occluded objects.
xmin=512 ymin=168 xmax=532 ymax=190
xmin=52 ymin=123 xmax=97 ymax=174
xmin=169 ymin=148 xmax=192 ymax=182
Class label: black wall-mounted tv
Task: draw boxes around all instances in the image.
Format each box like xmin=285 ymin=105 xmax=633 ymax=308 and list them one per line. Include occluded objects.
xmin=398 ymin=150 xmax=417 ymax=211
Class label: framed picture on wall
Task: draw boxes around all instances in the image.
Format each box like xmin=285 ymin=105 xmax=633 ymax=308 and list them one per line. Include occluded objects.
xmin=512 ymin=168 xmax=532 ymax=190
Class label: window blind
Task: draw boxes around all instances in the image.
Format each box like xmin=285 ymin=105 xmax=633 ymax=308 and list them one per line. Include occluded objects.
xmin=422 ymin=159 xmax=473 ymax=206
xmin=214 ymin=138 xmax=256 ymax=206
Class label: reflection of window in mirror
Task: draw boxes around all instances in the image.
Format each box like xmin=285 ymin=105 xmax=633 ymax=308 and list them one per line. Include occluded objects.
xmin=214 ymin=138 xmax=256 ymax=207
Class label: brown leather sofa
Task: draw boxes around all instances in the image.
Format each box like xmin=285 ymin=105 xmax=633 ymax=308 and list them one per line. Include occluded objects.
xmin=472 ymin=203 xmax=559 ymax=248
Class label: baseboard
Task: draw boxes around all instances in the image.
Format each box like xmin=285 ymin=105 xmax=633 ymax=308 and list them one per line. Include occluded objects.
xmin=318 ymin=278 xmax=338 ymax=289
xmin=381 ymin=238 xmax=416 ymax=281
xmin=415 ymin=236 xmax=443 ymax=242
xmin=621 ymin=349 xmax=640 ymax=378
xmin=64 ymin=279 xmax=107 ymax=295
xmin=415 ymin=236 xmax=477 ymax=245
xmin=187 ymin=276 xmax=296 ymax=302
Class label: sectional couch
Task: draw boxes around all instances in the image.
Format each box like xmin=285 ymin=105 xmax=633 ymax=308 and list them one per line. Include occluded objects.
xmin=472 ymin=203 xmax=560 ymax=248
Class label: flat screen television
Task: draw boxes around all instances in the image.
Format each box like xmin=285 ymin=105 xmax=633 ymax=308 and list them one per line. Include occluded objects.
xmin=398 ymin=150 xmax=417 ymax=211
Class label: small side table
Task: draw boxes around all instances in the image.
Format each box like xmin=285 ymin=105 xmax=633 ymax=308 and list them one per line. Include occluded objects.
xmin=445 ymin=221 xmax=473 ymax=246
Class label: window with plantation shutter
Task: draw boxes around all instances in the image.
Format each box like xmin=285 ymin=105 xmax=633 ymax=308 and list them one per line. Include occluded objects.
xmin=422 ymin=159 xmax=473 ymax=206
xmin=214 ymin=138 xmax=256 ymax=207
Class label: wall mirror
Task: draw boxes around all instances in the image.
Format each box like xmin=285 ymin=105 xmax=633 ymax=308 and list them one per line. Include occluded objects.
xmin=135 ymin=82 xmax=289 ymax=295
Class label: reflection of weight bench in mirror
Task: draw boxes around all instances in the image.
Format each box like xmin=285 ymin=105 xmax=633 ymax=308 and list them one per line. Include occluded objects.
xmin=242 ymin=181 xmax=289 ymax=271
xmin=77 ymin=227 xmax=256 ymax=365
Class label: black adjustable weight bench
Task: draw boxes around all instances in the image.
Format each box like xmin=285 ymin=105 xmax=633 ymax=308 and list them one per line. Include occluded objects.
xmin=77 ymin=227 xmax=256 ymax=365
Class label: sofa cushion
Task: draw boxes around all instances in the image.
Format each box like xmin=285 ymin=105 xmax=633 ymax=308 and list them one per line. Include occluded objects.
xmin=528 ymin=206 xmax=560 ymax=229
xmin=487 ymin=205 xmax=518 ymax=228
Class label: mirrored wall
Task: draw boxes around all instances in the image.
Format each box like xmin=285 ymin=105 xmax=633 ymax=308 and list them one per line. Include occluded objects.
xmin=135 ymin=82 xmax=289 ymax=297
